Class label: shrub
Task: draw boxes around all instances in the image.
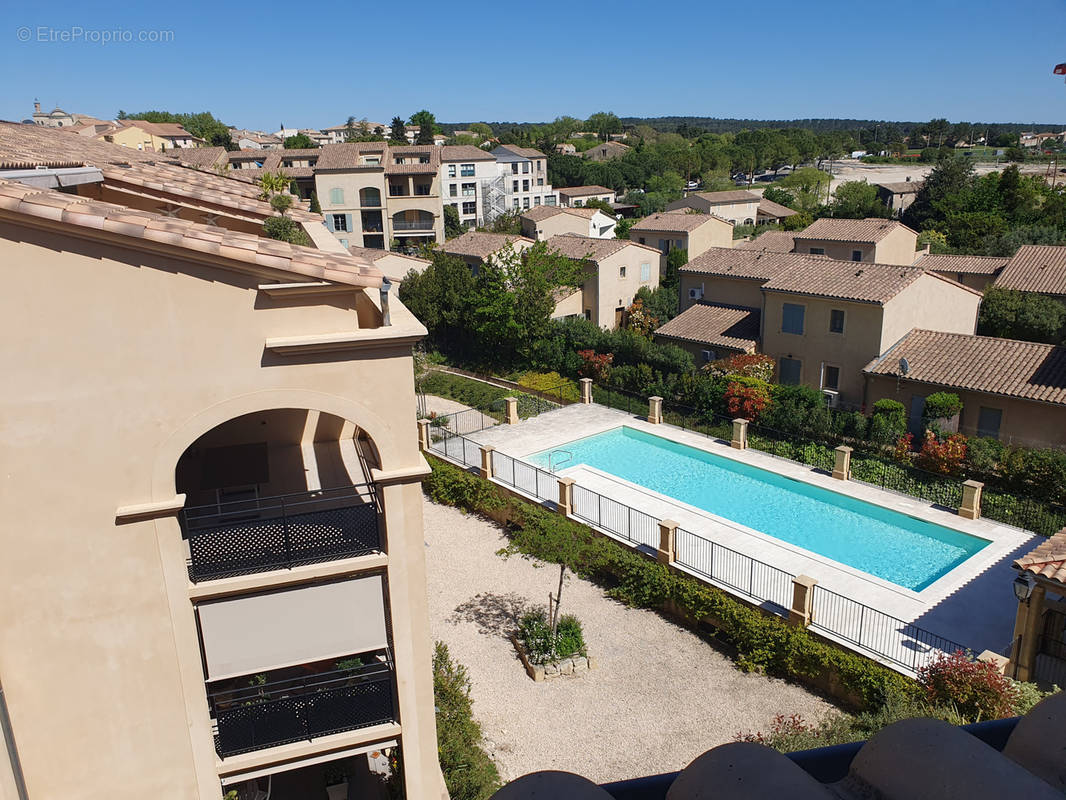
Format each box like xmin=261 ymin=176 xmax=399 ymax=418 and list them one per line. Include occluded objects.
xmin=554 ymin=614 xmax=586 ymax=658
xmin=724 ymin=379 xmax=771 ymax=421
xmin=762 ymin=384 xmax=829 ymax=434
xmin=923 ymin=392 xmax=963 ymax=421
xmin=516 ymin=371 xmax=581 ymax=402
xmin=914 ymin=430 xmax=968 ymax=476
xmin=964 ymin=436 xmax=1006 ymax=478
xmin=893 ymin=433 xmax=915 ymax=464
xmin=708 ymin=353 xmax=776 ymax=382
xmin=917 ymin=651 xmax=1019 ymax=722
xmin=262 ymin=216 xmax=312 ymax=246
xmin=516 ymin=607 xmax=586 ymax=663
xmin=836 ymin=411 xmax=869 ymax=439
xmin=872 ymin=398 xmax=907 ymax=431
xmin=577 ymin=349 xmax=613 ymax=383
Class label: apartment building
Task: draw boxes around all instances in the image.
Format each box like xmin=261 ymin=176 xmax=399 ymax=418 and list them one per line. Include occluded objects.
xmin=321 ymin=122 xmax=389 ymax=144
xmin=864 ymin=330 xmax=1066 ymax=447
xmin=666 ymin=190 xmax=761 ymax=227
xmin=791 ymin=217 xmax=918 ymax=265
xmin=489 ymin=145 xmax=558 ymax=217
xmin=314 ymin=143 xmax=443 ymax=251
xmin=672 ymin=248 xmax=982 ymax=405
xmin=629 ymin=210 xmax=733 ymax=259
xmin=227 ymin=148 xmax=321 ymax=200
xmin=440 ymin=145 xmax=498 ymax=229
xmin=0 ymin=122 xmax=443 ymax=799
xmin=558 ymin=185 xmax=615 ymax=207
xmin=520 ymin=205 xmax=617 ymax=240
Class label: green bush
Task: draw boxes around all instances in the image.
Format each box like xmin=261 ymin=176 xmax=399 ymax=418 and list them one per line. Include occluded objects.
xmin=516 ymin=608 xmax=587 ymax=663
xmin=555 ymin=614 xmax=586 ymax=658
xmin=423 ymin=455 xmax=915 ymax=711
xmin=923 ymin=392 xmax=963 ymax=421
xmin=516 ymin=371 xmax=581 ymax=402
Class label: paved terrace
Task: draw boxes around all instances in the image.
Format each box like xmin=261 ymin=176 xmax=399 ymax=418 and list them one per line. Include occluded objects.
xmin=461 ymin=403 xmax=1035 ymax=669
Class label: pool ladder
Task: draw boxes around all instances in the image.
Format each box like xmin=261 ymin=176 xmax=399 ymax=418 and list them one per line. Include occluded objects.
xmin=548 ymin=450 xmax=573 ymax=473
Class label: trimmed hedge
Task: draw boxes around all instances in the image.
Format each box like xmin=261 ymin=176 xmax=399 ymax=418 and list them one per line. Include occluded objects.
xmin=423 ymin=455 xmax=917 ymax=711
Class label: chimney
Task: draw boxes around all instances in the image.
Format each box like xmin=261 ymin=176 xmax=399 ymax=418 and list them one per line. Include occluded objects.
xmin=33 ymin=99 xmax=41 ymax=114
xmin=379 ymin=278 xmax=392 ymax=326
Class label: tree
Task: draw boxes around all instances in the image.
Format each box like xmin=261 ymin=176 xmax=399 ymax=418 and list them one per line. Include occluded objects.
xmin=663 ymin=248 xmax=688 ymax=295
xmin=977 ymin=286 xmax=1066 ymax=344
xmin=308 ymin=192 xmax=321 ymax=214
xmin=283 ymin=133 xmax=315 ymax=149
xmin=263 ymin=217 xmax=311 ymax=246
xmin=121 ymin=109 xmax=233 ymax=149
xmin=829 ymin=180 xmax=891 ymax=219
xmin=580 ymin=198 xmax=615 ymax=216
xmin=763 ymin=186 xmax=796 ymax=208
xmin=586 ymin=111 xmax=622 ymax=141
xmin=903 ymin=153 xmax=975 ymax=231
xmin=637 ymin=284 xmax=678 ymax=326
xmin=389 ymin=116 xmax=408 ymax=144
xmin=256 ymin=170 xmax=291 ymax=200
xmin=469 ymin=122 xmax=493 ymax=139
xmin=443 ymin=204 xmax=464 ymax=239
xmin=780 ymin=167 xmax=830 ymax=213
xmin=410 ymin=110 xmax=438 ymax=145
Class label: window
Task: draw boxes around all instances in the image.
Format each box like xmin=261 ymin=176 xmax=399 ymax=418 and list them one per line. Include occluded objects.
xmin=537 ymin=160 xmax=543 ymax=172
xmin=512 ymin=180 xmax=519 ymax=192
xmin=809 ymin=247 xmax=825 ymax=255
xmin=537 ymin=177 xmax=544 ymax=186
xmin=522 ymin=197 xmax=530 ymax=209
xmin=332 ymin=214 xmax=348 ymax=232
xmin=781 ymin=303 xmax=805 ymax=335
xmin=534 ymin=196 xmax=541 ymax=206
xmin=640 ymin=262 xmax=650 ymax=282
xmin=462 ymin=201 xmax=476 ymax=215
xmin=829 ymin=309 xmax=845 ymax=334
xmin=821 ymin=364 xmax=840 ymax=390
xmin=513 ymin=198 xmax=520 ymax=209
xmin=545 ymin=196 xmax=556 ymax=206
xmin=339 ymin=238 xmax=349 ymax=248
xmin=511 ymin=163 xmax=519 ymax=174
xmin=522 ymin=162 xmax=530 ymax=173
xmin=977 ymin=407 xmax=1003 ymax=439
xmin=779 ymin=357 xmax=801 ymax=385
xmin=462 ymin=183 xmax=476 ymax=196
xmin=359 ymin=187 xmax=381 ymax=207
xmin=414 ymin=183 xmax=431 ymax=196
xmin=447 ymin=164 xmax=456 ymax=178
xmin=389 ymin=183 xmax=406 ymax=196
xmin=701 ymin=349 xmax=717 ymax=363
xmin=460 ymin=164 xmax=475 ymax=177
xmin=574 ymin=199 xmax=583 ymax=206
xmin=619 ymin=266 xmax=627 ymax=278
xmin=584 ymin=309 xmax=592 ymax=320
xmin=851 ymin=250 xmax=863 ymax=262
xmin=675 ymin=239 xmax=683 ymax=249
xmin=449 ymin=184 xmax=457 ymax=197
xmin=638 ymin=237 xmax=646 ymax=245
xmin=658 ymin=238 xmax=670 ymax=253
xmin=329 ymin=187 xmax=345 ymax=206
xmin=523 ymin=180 xmax=529 ymax=191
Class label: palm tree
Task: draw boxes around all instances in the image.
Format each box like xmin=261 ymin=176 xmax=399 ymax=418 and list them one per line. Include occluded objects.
xmin=256 ymin=170 xmax=290 ymax=200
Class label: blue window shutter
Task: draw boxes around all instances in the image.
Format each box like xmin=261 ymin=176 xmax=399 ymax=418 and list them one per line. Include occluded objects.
xmin=324 ymin=214 xmax=334 ymax=232
xmin=345 ymin=214 xmax=354 ymax=233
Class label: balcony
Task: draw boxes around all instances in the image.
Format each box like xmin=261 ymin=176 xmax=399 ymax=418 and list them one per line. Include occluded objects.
xmin=209 ymin=660 xmax=395 ymax=758
xmin=392 ymin=219 xmax=435 ymax=231
xmin=181 ymin=485 xmax=381 ymax=582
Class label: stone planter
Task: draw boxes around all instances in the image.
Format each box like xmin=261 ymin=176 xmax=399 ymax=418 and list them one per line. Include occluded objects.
xmin=510 ymin=634 xmax=597 ymax=682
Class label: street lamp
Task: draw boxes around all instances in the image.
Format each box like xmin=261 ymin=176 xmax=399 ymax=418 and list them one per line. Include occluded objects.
xmin=1013 ymin=573 xmax=1035 ymax=603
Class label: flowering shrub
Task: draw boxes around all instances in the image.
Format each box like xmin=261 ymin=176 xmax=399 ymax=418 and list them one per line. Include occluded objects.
xmin=624 ymin=298 xmax=658 ymax=338
xmin=724 ymin=380 xmax=770 ymax=422
xmin=893 ymin=433 xmax=915 ymax=464
xmin=915 ymin=430 xmax=968 ymax=476
xmin=917 ymin=650 xmax=1019 ymax=722
xmin=709 ymin=352 xmax=775 ymax=382
xmin=577 ymin=349 xmax=613 ymax=383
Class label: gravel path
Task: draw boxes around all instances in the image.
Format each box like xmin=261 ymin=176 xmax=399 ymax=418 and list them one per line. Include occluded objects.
xmin=423 ymin=499 xmax=836 ymax=784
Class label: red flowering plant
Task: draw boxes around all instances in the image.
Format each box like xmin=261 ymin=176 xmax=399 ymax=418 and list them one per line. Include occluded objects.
xmin=624 ymin=298 xmax=658 ymax=338
xmin=917 ymin=650 xmax=1019 ymax=722
xmin=893 ymin=432 xmax=915 ymax=464
xmin=577 ymin=349 xmax=613 ymax=383
xmin=914 ymin=430 xmax=968 ymax=475
xmin=707 ymin=352 xmax=775 ymax=382
xmin=724 ymin=379 xmax=770 ymax=422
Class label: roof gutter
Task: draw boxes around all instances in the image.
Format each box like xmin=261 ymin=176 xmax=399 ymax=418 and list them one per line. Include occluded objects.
xmin=0 ymin=165 xmax=103 ymax=189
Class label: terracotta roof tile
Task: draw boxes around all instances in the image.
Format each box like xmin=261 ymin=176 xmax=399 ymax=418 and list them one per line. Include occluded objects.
xmin=1014 ymin=529 xmax=1066 ymax=585
xmin=794 ymin=217 xmax=916 ymax=244
xmin=763 ymin=260 xmax=944 ymax=304
xmin=440 ymin=145 xmax=495 ymax=162
xmin=674 ymin=190 xmax=760 ymax=205
xmin=681 ymin=247 xmax=815 ymax=280
xmin=994 ymin=245 xmax=1066 ymax=296
xmin=0 ymin=120 xmax=161 ymax=168
xmin=654 ymin=303 xmax=760 ymax=351
xmin=442 ymin=231 xmax=534 ymax=260
xmin=757 ymin=198 xmax=798 ymax=219
xmin=630 ymin=211 xmax=729 ymax=234
xmin=865 ymin=329 xmax=1066 ymax=406
xmin=877 ymin=181 xmax=923 ymax=194
xmin=546 ymin=233 xmax=661 ymax=261
xmin=735 ymin=231 xmax=797 ymax=252
xmin=520 ymin=206 xmax=600 ymax=223
xmin=916 ymin=253 xmax=1009 ymax=276
xmin=558 ymin=185 xmax=613 ymax=197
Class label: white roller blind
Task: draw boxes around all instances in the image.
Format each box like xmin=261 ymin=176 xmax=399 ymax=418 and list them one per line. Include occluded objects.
xmin=197 ymin=576 xmax=387 ymax=681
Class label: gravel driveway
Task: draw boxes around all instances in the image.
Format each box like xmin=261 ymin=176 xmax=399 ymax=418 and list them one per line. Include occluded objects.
xmin=423 ymin=499 xmax=836 ymax=784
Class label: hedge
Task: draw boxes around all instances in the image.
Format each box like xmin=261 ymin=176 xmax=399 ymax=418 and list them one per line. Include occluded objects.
xmin=423 ymin=455 xmax=917 ymax=712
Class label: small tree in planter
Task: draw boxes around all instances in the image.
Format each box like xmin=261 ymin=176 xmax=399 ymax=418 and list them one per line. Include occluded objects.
xmin=923 ymin=392 xmax=963 ymax=434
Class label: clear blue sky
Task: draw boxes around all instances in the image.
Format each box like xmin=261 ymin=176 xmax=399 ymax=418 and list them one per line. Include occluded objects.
xmin=3 ymin=0 xmax=1065 ymax=131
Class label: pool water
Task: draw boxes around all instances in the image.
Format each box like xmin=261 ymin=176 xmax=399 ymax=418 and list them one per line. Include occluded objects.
xmin=528 ymin=427 xmax=988 ymax=591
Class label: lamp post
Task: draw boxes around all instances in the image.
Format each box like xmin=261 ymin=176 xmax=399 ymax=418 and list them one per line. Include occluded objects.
xmin=1013 ymin=573 xmax=1035 ymax=604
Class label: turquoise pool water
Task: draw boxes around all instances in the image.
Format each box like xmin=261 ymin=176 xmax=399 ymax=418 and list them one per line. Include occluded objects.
xmin=528 ymin=427 xmax=988 ymax=591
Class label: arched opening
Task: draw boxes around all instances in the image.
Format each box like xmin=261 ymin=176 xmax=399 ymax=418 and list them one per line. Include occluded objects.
xmin=359 ymin=187 xmax=381 ymax=208
xmin=391 ymin=209 xmax=434 ymax=232
xmin=175 ymin=408 xmax=383 ymax=583
xmin=744 ymin=217 xmax=754 ymax=226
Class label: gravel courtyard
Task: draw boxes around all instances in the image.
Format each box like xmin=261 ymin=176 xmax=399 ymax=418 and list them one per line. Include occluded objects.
xmin=423 ymin=499 xmax=836 ymax=784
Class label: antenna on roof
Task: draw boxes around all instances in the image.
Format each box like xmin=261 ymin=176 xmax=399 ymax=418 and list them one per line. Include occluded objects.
xmin=899 ymin=357 xmax=910 ymax=376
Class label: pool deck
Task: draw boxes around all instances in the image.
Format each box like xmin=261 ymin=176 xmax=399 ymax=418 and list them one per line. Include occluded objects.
xmin=467 ymin=404 xmax=1036 ymax=661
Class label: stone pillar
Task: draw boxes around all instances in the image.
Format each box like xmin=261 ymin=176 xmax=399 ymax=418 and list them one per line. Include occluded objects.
xmin=657 ymin=519 xmax=678 ymax=565
xmin=504 ymin=397 xmax=519 ymax=425
xmin=832 ymin=445 xmax=853 ymax=481
xmin=416 ymin=418 xmax=431 ymax=452
xmin=579 ymin=377 xmax=593 ymax=404
xmin=959 ymin=479 xmax=984 ymax=520
xmin=557 ymin=477 xmax=575 ymax=517
xmin=479 ymin=445 xmax=495 ymax=480
xmin=648 ymin=396 xmax=663 ymax=425
xmin=789 ymin=575 xmax=817 ymax=628
xmin=731 ymin=418 xmax=748 ymax=450
xmin=1008 ymin=583 xmax=1046 ymax=681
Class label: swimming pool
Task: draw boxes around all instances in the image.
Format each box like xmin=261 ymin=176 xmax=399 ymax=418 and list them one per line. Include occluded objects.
xmin=528 ymin=427 xmax=988 ymax=591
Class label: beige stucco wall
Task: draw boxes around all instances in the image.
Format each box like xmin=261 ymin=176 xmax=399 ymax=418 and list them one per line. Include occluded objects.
xmin=678 ymin=273 xmax=765 ymax=311
xmin=667 ymin=197 xmax=758 ymax=226
xmin=551 ymin=288 xmax=585 ymax=319
xmin=929 ymin=270 xmax=994 ymax=293
xmin=0 ymin=220 xmax=438 ymax=799
xmin=523 ymin=212 xmax=587 ymax=240
xmin=590 ymin=245 xmax=660 ymax=328
xmin=632 ymin=218 xmax=732 ymax=261
xmin=562 ymin=191 xmax=613 ymax=207
xmin=864 ymin=375 xmax=1066 ymax=448
xmin=795 ymin=237 xmax=875 ymax=263
xmin=314 ymin=170 xmax=388 ymax=249
xmin=879 ymin=273 xmax=981 ymax=351
xmin=794 ymin=226 xmax=917 ymax=266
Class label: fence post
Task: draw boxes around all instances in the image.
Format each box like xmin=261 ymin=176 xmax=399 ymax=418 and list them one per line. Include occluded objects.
xmin=557 ymin=477 xmax=575 ymax=517
xmin=657 ymin=519 xmax=678 ymax=565
xmin=504 ymin=397 xmax=519 ymax=425
xmin=579 ymin=378 xmax=593 ymax=404
xmin=959 ymin=479 xmax=983 ymax=519
xmin=832 ymin=445 xmax=853 ymax=481
xmin=731 ymin=418 xmax=748 ymax=450
xmin=479 ymin=445 xmax=495 ymax=480
xmin=648 ymin=396 xmax=663 ymax=424
xmin=789 ymin=575 xmax=817 ymax=628
xmin=416 ymin=419 xmax=431 ymax=452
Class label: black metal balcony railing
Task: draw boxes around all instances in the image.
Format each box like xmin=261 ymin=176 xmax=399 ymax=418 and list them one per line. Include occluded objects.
xmin=393 ymin=219 xmax=434 ymax=231
xmin=181 ymin=485 xmax=381 ymax=582
xmin=209 ymin=662 xmax=395 ymax=757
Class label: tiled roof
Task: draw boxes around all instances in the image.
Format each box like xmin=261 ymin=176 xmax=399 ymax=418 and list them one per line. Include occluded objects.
xmin=168 ymin=146 xmax=227 ymax=169
xmin=0 ymin=178 xmax=381 ymax=288
xmin=684 ymin=190 xmax=760 ymax=205
xmin=994 ymin=245 xmax=1066 ymax=296
xmin=865 ymin=329 xmax=1066 ymax=406
xmin=442 ymin=231 xmax=533 ymax=260
xmin=0 ymin=120 xmax=161 ymax=168
xmin=794 ymin=217 xmax=916 ymax=244
xmin=440 ymin=145 xmax=494 ymax=161
xmin=547 ymin=233 xmax=660 ymax=261
xmin=630 ymin=211 xmax=727 ymax=233
xmin=558 ymin=185 xmax=613 ymax=197
xmin=125 ymin=120 xmax=199 ymax=139
xmin=735 ymin=231 xmax=796 ymax=253
xmin=877 ymin=181 xmax=923 ymax=194
xmin=757 ymin=197 xmax=798 ymax=218
xmin=581 ymin=141 xmax=629 ymax=157
xmin=916 ymin=253 xmax=1009 ymax=276
xmin=495 ymin=145 xmax=546 ymax=159
xmin=1014 ymin=528 xmax=1066 ymax=586
xmin=654 ymin=303 xmax=760 ymax=351
xmin=314 ymin=142 xmax=388 ymax=170
xmin=681 ymin=247 xmax=815 ymax=281
xmin=762 ymin=260 xmax=961 ymax=304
